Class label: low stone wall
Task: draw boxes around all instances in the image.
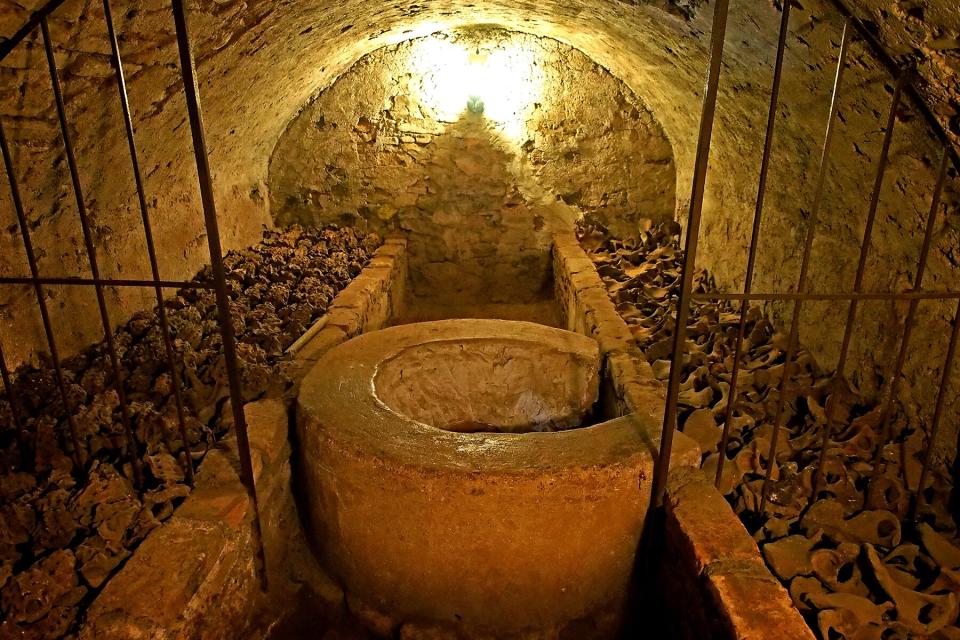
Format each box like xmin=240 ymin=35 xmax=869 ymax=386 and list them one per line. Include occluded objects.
xmin=76 ymin=231 xmax=806 ymax=639
xmin=661 ymin=467 xmax=816 ymax=640
xmin=78 ymin=399 xmax=297 ymax=639
xmin=76 ymin=238 xmax=408 ymax=639
xmin=552 ymin=231 xmax=667 ymax=428
xmin=288 ymin=236 xmax=408 ymax=389
xmin=551 ymin=232 xmax=813 ymax=639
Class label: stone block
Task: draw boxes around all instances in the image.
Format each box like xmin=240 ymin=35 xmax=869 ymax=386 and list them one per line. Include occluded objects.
xmin=330 ymin=283 xmax=368 ymax=312
xmin=194 ymin=448 xmax=242 ymax=488
xmin=80 ymin=518 xmax=231 ymax=639
xmin=295 ymin=325 xmax=349 ymax=366
xmin=325 ymin=306 xmax=364 ymax=338
xmin=176 ymin=485 xmax=251 ymax=530
xmin=245 ymin=398 xmax=291 ymax=469
xmin=665 ymin=467 xmax=761 ymax=575
xmin=606 ymin=352 xmax=643 ymax=387
xmin=366 ymin=256 xmax=396 ymax=270
xmin=569 ymin=265 xmax=604 ymax=291
xmin=704 ymin=559 xmax=816 ymax=640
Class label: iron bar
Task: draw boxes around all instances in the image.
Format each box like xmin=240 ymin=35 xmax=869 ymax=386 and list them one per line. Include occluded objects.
xmin=0 ymin=0 xmax=68 ymax=61
xmin=42 ymin=17 xmax=144 ymax=488
xmin=822 ymin=0 xmax=960 ymax=174
xmin=0 ymin=119 xmax=85 ymax=470
xmin=690 ymin=290 xmax=960 ymax=302
xmin=0 ymin=276 xmax=213 ymax=289
xmin=652 ymin=0 xmax=731 ymax=509
xmin=912 ymin=297 xmax=960 ymax=520
xmin=103 ymin=0 xmax=194 ymax=485
xmin=834 ymin=70 xmax=909 ymax=376
xmin=869 ymin=151 xmax=951 ymax=500
xmin=171 ymin=0 xmax=266 ymax=587
xmin=758 ymin=18 xmax=852 ymax=514
xmin=811 ymin=69 xmax=909 ymax=499
xmin=716 ymin=0 xmax=794 ymax=489
xmin=0 ymin=337 xmax=28 ymax=462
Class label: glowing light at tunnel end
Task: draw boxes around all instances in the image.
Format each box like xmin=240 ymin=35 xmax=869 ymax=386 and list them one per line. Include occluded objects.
xmin=408 ymin=34 xmax=544 ymax=141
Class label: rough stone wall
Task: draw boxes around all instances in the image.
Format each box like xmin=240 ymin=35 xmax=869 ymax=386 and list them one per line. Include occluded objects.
xmin=0 ymin=0 xmax=957 ymax=450
xmin=269 ymin=29 xmax=675 ymax=303
xmin=844 ymin=0 xmax=960 ymax=148
xmin=0 ymin=0 xmax=273 ymax=368
xmin=691 ymin=7 xmax=960 ymax=459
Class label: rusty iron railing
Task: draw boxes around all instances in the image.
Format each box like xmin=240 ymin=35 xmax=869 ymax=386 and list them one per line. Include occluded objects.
xmin=652 ymin=0 xmax=960 ymax=531
xmin=1 ymin=0 xmax=958 ymax=600
xmin=0 ymin=0 xmax=265 ymax=584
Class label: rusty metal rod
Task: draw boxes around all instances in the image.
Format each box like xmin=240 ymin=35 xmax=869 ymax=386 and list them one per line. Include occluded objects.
xmin=0 ymin=0 xmax=68 ymax=61
xmin=652 ymin=0 xmax=731 ymax=509
xmin=171 ymin=0 xmax=266 ymax=587
xmin=869 ymin=151 xmax=951 ymax=501
xmin=759 ymin=18 xmax=852 ymax=514
xmin=0 ymin=276 xmax=213 ymax=289
xmin=42 ymin=17 xmax=144 ymax=487
xmin=822 ymin=0 xmax=960 ymax=175
xmin=103 ymin=0 xmax=194 ymax=485
xmin=716 ymin=0 xmax=794 ymax=489
xmin=834 ymin=71 xmax=909 ymax=376
xmin=811 ymin=69 xmax=910 ymax=499
xmin=912 ymin=297 xmax=960 ymax=521
xmin=0 ymin=337 xmax=28 ymax=462
xmin=0 ymin=119 xmax=85 ymax=470
xmin=690 ymin=290 xmax=960 ymax=302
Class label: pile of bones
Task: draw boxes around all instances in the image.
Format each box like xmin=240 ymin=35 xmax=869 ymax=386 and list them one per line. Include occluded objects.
xmin=0 ymin=225 xmax=380 ymax=639
xmin=579 ymin=220 xmax=960 ymax=640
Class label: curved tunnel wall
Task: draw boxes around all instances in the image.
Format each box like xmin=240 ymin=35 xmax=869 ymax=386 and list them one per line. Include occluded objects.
xmin=268 ymin=28 xmax=677 ymax=304
xmin=0 ymin=0 xmax=957 ymax=453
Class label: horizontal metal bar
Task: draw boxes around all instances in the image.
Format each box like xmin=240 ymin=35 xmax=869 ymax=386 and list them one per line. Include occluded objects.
xmin=690 ymin=290 xmax=960 ymax=302
xmin=0 ymin=0 xmax=68 ymax=61
xmin=0 ymin=276 xmax=214 ymax=289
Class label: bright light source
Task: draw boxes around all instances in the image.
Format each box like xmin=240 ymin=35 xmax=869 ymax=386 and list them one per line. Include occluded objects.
xmin=408 ymin=35 xmax=543 ymax=140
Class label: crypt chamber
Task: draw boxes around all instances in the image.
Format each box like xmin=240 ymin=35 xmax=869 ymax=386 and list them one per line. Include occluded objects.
xmin=0 ymin=0 xmax=960 ymax=638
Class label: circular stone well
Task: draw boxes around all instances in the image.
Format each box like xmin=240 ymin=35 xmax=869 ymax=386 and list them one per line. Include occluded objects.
xmin=374 ymin=334 xmax=600 ymax=433
xmin=296 ymin=320 xmax=657 ymax=637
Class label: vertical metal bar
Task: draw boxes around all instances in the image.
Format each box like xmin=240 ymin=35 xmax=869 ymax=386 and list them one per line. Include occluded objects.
xmin=759 ymin=19 xmax=852 ymax=514
xmin=0 ymin=119 xmax=85 ymax=471
xmin=868 ymin=151 xmax=950 ymax=497
xmin=911 ymin=297 xmax=960 ymax=520
xmin=811 ymin=69 xmax=909 ymax=498
xmin=0 ymin=337 xmax=28 ymax=463
xmin=102 ymin=0 xmax=194 ymax=485
xmin=652 ymin=0 xmax=731 ymax=509
xmin=834 ymin=71 xmax=909 ymax=376
xmin=41 ymin=17 xmax=144 ymax=488
xmin=170 ymin=0 xmax=266 ymax=587
xmin=716 ymin=0 xmax=793 ymax=488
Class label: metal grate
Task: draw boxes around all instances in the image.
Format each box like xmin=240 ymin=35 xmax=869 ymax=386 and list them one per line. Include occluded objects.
xmin=1 ymin=0 xmax=958 ymax=601
xmin=652 ymin=0 xmax=960 ymax=530
xmin=0 ymin=0 xmax=265 ymax=584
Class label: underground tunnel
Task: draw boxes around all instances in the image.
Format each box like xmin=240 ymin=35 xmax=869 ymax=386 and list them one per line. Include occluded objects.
xmin=0 ymin=0 xmax=960 ymax=638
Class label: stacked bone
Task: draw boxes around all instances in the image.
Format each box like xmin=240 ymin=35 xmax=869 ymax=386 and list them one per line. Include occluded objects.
xmin=0 ymin=225 xmax=380 ymax=640
xmin=579 ymin=220 xmax=960 ymax=639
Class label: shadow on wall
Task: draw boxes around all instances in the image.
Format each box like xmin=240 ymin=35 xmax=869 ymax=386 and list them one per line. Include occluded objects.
xmin=410 ymin=113 xmax=555 ymax=303
xmin=267 ymin=27 xmax=677 ymax=304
